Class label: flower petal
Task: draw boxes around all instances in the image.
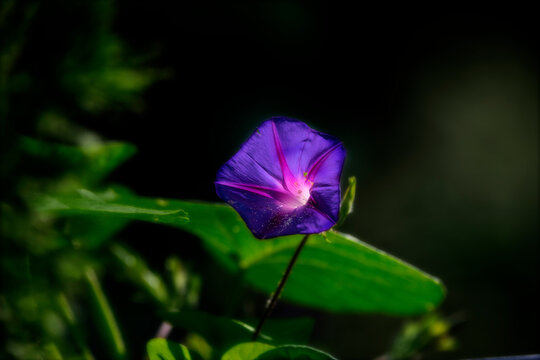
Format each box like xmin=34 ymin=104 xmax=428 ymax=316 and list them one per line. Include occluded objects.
xmin=215 ymin=183 xmax=335 ymax=239
xmin=269 ymin=117 xmax=344 ymax=181
xmin=215 ymin=116 xmax=346 ymax=239
xmin=215 ymin=120 xmax=285 ymax=192
xmin=271 ymin=120 xmax=297 ymax=192
xmin=308 ymin=143 xmax=346 ymax=222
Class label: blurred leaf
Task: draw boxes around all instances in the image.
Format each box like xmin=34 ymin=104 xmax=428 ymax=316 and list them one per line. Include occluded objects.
xmin=165 ymin=256 xmax=201 ymax=310
xmin=1 ymin=202 xmax=69 ymax=253
xmin=162 ymin=310 xmax=253 ymax=351
xmin=40 ymin=343 xmax=63 ymax=360
xmin=35 ymin=111 xmax=94 ymax=144
xmin=110 ymin=244 xmax=169 ymax=306
xmin=221 ymin=342 xmax=274 ymax=360
xmin=62 ymin=33 xmax=167 ymax=114
xmin=19 ymin=136 xmax=136 ymax=186
xmin=334 ymin=176 xmax=356 ymax=229
xmin=31 ymin=190 xmax=444 ymax=314
xmin=184 ymin=333 xmax=212 ymax=360
xmin=387 ymin=312 xmax=459 ymax=360
xmin=56 ymin=293 xmax=95 ymax=360
xmin=63 ymin=215 xmax=128 ymax=249
xmin=55 ymin=250 xmax=98 ymax=282
xmin=166 ymin=256 xmax=188 ymax=303
xmin=147 ymin=338 xmax=192 ymax=360
xmin=256 ymin=345 xmax=338 ymax=360
xmin=85 ymin=266 xmax=126 ymax=360
xmin=166 ymin=257 xmax=188 ymax=294
xmin=162 ymin=310 xmax=313 ymax=351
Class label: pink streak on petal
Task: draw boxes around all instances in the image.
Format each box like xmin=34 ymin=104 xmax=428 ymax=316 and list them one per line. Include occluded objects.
xmin=271 ymin=120 xmax=298 ymax=192
xmin=216 ymin=180 xmax=311 ymax=209
xmin=306 ymin=142 xmax=343 ymax=181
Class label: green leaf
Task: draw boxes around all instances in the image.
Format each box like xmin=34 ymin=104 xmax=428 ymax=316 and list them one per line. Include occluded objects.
xmin=221 ymin=343 xmax=339 ymax=360
xmin=334 ymin=176 xmax=356 ymax=229
xmin=221 ymin=342 xmax=275 ymax=360
xmin=256 ymin=345 xmax=338 ymax=360
xmin=147 ymin=338 xmax=192 ymax=360
xmin=19 ymin=136 xmax=136 ymax=185
xmin=31 ymin=188 xmax=189 ymax=226
xmin=241 ymin=231 xmax=445 ymax=314
xmin=162 ymin=310 xmax=313 ymax=351
xmin=172 ymin=203 xmax=444 ymax=314
xmin=31 ymin=189 xmax=445 ymax=314
xmin=63 ymin=215 xmax=128 ymax=249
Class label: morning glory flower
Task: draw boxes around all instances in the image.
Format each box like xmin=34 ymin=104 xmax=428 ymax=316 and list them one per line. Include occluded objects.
xmin=215 ymin=116 xmax=346 ymax=239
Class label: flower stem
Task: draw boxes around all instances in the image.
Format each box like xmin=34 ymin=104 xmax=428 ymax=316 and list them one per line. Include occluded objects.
xmin=252 ymin=234 xmax=310 ymax=341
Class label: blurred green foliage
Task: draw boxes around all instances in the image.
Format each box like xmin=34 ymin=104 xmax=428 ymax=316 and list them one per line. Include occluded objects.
xmin=0 ymin=1 xmax=460 ymax=359
xmin=3 ymin=131 xmax=446 ymax=358
xmin=0 ymin=1 xmax=175 ymax=358
xmin=386 ymin=312 xmax=460 ymax=360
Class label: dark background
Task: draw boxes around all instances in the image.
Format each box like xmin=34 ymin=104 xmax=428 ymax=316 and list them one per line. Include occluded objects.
xmin=2 ymin=2 xmax=538 ymax=359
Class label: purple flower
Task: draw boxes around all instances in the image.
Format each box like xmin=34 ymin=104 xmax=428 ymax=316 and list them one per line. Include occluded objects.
xmin=215 ymin=117 xmax=346 ymax=239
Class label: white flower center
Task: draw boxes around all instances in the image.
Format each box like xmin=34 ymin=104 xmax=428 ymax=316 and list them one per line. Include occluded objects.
xmin=283 ymin=179 xmax=312 ymax=208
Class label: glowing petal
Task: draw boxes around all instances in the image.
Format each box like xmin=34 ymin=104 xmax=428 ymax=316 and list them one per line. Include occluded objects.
xmin=215 ymin=117 xmax=346 ymax=239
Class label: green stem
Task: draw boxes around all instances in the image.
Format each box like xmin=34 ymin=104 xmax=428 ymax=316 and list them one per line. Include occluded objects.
xmin=85 ymin=266 xmax=126 ymax=360
xmin=252 ymin=234 xmax=310 ymax=341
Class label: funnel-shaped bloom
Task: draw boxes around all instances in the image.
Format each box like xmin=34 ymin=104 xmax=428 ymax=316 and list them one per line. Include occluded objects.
xmin=215 ymin=117 xmax=346 ymax=239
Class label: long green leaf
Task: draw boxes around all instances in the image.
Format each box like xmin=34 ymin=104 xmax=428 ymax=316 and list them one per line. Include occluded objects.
xmin=172 ymin=201 xmax=445 ymax=314
xmin=85 ymin=266 xmax=126 ymax=360
xmin=32 ymin=189 xmax=189 ymax=226
xmin=31 ymin=189 xmax=444 ymax=314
